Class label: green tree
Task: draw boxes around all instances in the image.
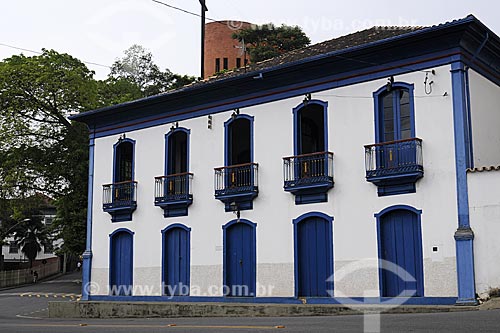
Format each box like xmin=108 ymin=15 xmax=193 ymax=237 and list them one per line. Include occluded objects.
xmin=232 ymin=23 xmax=311 ymax=63
xmin=13 ymin=217 xmax=49 ymax=268
xmin=0 ymin=50 xmax=138 ymax=258
xmin=109 ymin=44 xmax=196 ymax=97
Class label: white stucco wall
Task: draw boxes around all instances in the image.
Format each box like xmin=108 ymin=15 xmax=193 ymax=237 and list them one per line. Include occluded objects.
xmin=90 ymin=64 xmax=460 ymax=298
xmin=469 ymin=70 xmax=500 ymax=167
xmin=467 ymin=170 xmax=500 ymax=296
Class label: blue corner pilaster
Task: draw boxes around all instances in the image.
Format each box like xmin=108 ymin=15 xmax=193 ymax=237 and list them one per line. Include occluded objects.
xmin=451 ymin=62 xmax=477 ymax=305
xmin=81 ymin=136 xmax=95 ymax=301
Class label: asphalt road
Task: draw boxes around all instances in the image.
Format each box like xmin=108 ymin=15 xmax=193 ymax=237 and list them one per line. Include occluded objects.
xmin=0 ymin=275 xmax=499 ymax=332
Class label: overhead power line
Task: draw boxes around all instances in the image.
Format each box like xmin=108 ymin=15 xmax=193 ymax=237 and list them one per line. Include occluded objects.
xmin=151 ymin=0 xmax=227 ymax=26
xmin=0 ymin=42 xmax=111 ymax=69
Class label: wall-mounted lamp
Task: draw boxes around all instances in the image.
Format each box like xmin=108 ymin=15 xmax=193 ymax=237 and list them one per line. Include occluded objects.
xmin=229 ymin=201 xmax=241 ymax=222
xmin=303 ymin=93 xmax=312 ymax=105
xmin=386 ymin=76 xmax=394 ymax=92
xmin=208 ymin=115 xmax=213 ymax=129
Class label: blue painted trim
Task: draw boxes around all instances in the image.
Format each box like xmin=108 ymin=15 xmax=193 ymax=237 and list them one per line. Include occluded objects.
xmin=374 ymin=204 xmax=422 ymax=218
xmin=464 ymin=70 xmax=474 ymax=168
xmin=112 ymin=138 xmax=136 ymax=183
xmin=292 ymin=212 xmax=334 ymax=298
xmin=222 ymin=219 xmax=257 ymax=297
xmin=86 ymin=52 xmax=466 ymax=139
xmin=164 ymin=127 xmax=191 ymax=175
xmin=373 ymin=82 xmax=415 ymax=144
xmin=87 ymin=295 xmax=457 ymax=305
xmin=224 ymin=114 xmax=254 ymax=167
xmin=108 ymin=228 xmax=134 ymax=296
xmin=161 ymin=224 xmax=192 ymax=296
xmin=451 ymin=61 xmax=477 ymax=305
xmin=292 ymin=100 xmax=329 ymax=156
xmin=81 ymin=138 xmax=95 ymax=301
xmin=374 ymin=205 xmax=424 ymax=297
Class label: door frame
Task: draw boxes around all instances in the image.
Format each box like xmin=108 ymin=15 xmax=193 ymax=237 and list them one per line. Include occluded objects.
xmin=375 ymin=205 xmax=424 ymax=297
xmin=292 ymin=212 xmax=334 ymax=298
xmin=109 ymin=228 xmax=134 ymax=296
xmin=222 ymin=219 xmax=257 ymax=297
xmin=161 ymin=223 xmax=191 ymax=296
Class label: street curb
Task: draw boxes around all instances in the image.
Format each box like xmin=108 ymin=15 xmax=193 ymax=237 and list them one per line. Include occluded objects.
xmin=48 ymin=301 xmax=481 ymax=319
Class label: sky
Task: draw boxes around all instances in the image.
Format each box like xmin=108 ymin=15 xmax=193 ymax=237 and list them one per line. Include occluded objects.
xmin=1 ymin=0 xmax=499 ymax=80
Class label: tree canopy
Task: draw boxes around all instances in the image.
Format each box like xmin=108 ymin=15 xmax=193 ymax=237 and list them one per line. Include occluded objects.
xmin=232 ymin=23 xmax=311 ymax=63
xmin=109 ymin=44 xmax=197 ymax=97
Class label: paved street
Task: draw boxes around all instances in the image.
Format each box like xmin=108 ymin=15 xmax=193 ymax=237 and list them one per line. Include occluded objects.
xmin=0 ymin=275 xmax=499 ymax=332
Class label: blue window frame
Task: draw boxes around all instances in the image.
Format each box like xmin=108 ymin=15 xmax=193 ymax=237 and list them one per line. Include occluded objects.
xmin=155 ymin=128 xmax=193 ymax=217
xmin=365 ymin=83 xmax=423 ymax=196
xmin=214 ymin=114 xmax=258 ymax=212
xmin=374 ymin=83 xmax=415 ymax=144
xmin=103 ymin=138 xmax=137 ymax=222
xmin=284 ymin=100 xmax=334 ymax=204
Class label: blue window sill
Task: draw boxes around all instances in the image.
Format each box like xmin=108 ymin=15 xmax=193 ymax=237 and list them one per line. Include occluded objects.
xmin=155 ymin=195 xmax=193 ymax=217
xmin=284 ymin=178 xmax=334 ymax=205
xmin=103 ymin=202 xmax=137 ymax=222
xmin=215 ymin=187 xmax=258 ymax=212
xmin=366 ymin=167 xmax=423 ymax=196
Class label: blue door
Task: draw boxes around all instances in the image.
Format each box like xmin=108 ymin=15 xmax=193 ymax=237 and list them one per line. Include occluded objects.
xmin=164 ymin=226 xmax=190 ymax=296
xmin=224 ymin=221 xmax=255 ymax=297
xmin=110 ymin=231 xmax=133 ymax=296
xmin=296 ymin=216 xmax=333 ymax=297
xmin=380 ymin=209 xmax=423 ymax=297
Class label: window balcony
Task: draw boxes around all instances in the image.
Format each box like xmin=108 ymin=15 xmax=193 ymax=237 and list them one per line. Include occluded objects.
xmin=214 ymin=163 xmax=258 ymax=211
xmin=154 ymin=172 xmax=193 ymax=217
xmin=364 ymin=138 xmax=424 ymax=196
xmin=283 ymin=151 xmax=334 ymax=204
xmin=102 ymin=181 xmax=137 ymax=222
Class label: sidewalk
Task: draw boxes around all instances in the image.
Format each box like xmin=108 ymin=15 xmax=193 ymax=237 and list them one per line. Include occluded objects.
xmin=48 ymin=297 xmax=500 ymax=319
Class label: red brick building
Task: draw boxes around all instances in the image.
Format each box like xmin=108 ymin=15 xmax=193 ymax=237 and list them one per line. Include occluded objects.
xmin=204 ymin=20 xmax=252 ymax=78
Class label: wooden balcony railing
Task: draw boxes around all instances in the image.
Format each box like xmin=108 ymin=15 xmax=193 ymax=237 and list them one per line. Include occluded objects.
xmin=102 ymin=181 xmax=137 ymax=210
xmin=364 ymin=138 xmax=423 ymax=178
xmin=214 ymin=163 xmax=259 ymax=197
xmin=283 ymin=151 xmax=334 ymax=189
xmin=154 ymin=172 xmax=193 ymax=204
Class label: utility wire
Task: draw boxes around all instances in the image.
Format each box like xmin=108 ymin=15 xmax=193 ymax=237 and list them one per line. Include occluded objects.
xmin=0 ymin=42 xmax=111 ymax=69
xmin=151 ymin=0 xmax=228 ymax=26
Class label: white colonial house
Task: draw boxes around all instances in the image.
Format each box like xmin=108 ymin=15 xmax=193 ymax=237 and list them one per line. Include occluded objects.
xmin=72 ymin=15 xmax=500 ymax=306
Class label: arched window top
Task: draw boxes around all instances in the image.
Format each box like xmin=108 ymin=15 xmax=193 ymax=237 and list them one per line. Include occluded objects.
xmin=292 ymin=99 xmax=328 ymax=114
xmin=222 ymin=218 xmax=257 ymax=230
xmin=373 ymin=82 xmax=414 ymax=98
xmin=109 ymin=228 xmax=135 ymax=238
xmin=161 ymin=223 xmax=192 ymax=234
xmin=224 ymin=113 xmax=254 ymax=127
xmin=113 ymin=137 xmax=135 ymax=149
xmin=165 ymin=127 xmax=190 ymax=140
xmin=292 ymin=211 xmax=334 ymax=225
xmin=374 ymin=205 xmax=422 ymax=218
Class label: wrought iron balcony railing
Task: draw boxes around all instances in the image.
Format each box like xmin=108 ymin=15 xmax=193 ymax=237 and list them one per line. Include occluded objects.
xmin=154 ymin=173 xmax=193 ymax=204
xmin=102 ymin=181 xmax=137 ymax=211
xmin=365 ymin=138 xmax=423 ymax=179
xmin=283 ymin=151 xmax=334 ymax=190
xmin=214 ymin=163 xmax=259 ymax=197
